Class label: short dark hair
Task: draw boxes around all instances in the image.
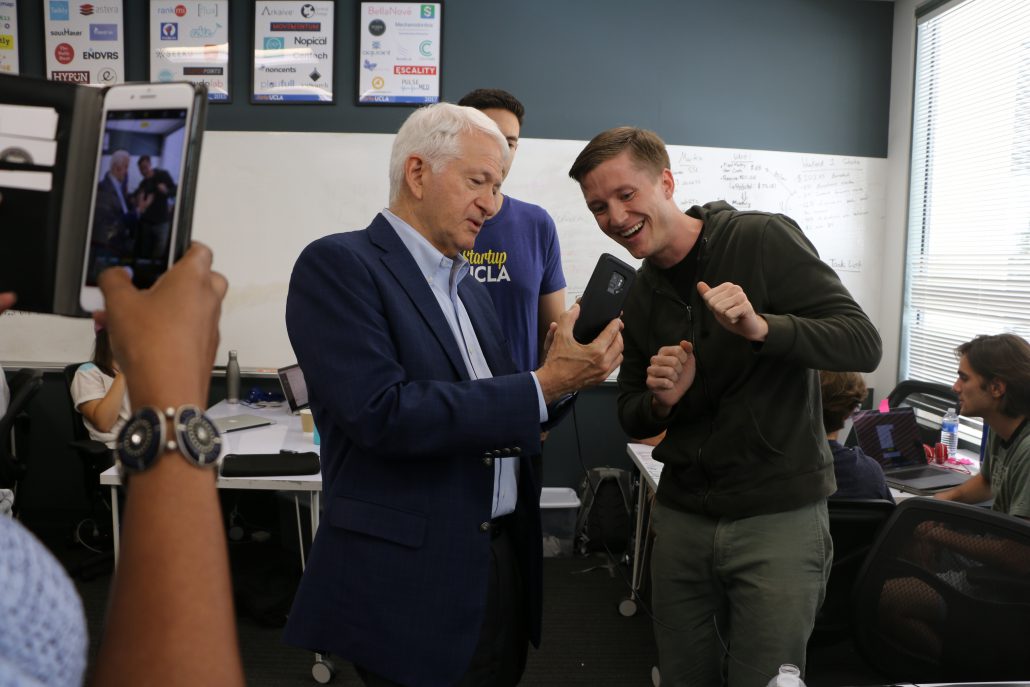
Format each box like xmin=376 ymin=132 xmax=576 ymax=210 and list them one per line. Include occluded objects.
xmin=956 ymin=333 xmax=1030 ymax=417
xmin=819 ymin=370 xmax=867 ymax=433
xmin=138 ymin=154 xmax=152 ymax=165
xmin=457 ymin=89 xmax=525 ymax=124
xmin=92 ymin=328 xmax=116 ymax=378
xmin=569 ymin=127 xmax=671 ymax=184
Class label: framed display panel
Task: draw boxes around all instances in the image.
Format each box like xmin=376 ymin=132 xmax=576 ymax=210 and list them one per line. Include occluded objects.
xmin=356 ymin=1 xmax=442 ymax=105
xmin=148 ymin=0 xmax=231 ymax=103
xmin=251 ymin=0 xmax=336 ymax=104
xmin=42 ymin=0 xmax=125 ymax=85
xmin=0 ymin=0 xmax=19 ymax=75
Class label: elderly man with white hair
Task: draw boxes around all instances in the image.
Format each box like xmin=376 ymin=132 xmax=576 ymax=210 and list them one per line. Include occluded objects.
xmin=282 ymin=103 xmax=624 ymax=687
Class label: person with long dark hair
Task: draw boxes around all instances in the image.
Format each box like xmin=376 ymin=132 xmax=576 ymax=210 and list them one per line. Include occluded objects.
xmin=70 ymin=326 xmax=130 ymax=448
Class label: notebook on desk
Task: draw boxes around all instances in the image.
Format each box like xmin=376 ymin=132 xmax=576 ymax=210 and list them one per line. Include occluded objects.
xmin=851 ymin=407 xmax=971 ymax=495
xmin=213 ymin=414 xmax=273 ymax=433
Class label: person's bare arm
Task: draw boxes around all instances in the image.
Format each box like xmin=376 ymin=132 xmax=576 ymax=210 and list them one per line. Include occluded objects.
xmin=934 ymin=473 xmax=994 ymax=505
xmin=77 ymin=372 xmax=126 ymax=432
xmin=89 ymin=244 xmax=244 ymax=687
xmin=538 ymin=288 xmax=566 ymax=360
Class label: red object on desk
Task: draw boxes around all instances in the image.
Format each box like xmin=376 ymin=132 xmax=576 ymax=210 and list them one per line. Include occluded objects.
xmin=923 ymin=442 xmax=948 ymax=465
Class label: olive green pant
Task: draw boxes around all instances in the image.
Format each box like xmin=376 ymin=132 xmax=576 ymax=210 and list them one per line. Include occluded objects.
xmin=650 ymin=499 xmax=831 ymax=687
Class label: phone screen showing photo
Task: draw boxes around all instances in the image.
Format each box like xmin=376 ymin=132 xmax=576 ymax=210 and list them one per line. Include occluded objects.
xmin=84 ymin=108 xmax=188 ymax=289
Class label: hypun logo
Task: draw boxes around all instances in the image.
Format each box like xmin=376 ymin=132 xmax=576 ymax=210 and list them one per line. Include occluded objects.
xmin=79 ymin=3 xmax=94 ymax=15
xmin=418 ymin=40 xmax=432 ymax=57
xmin=160 ymin=22 xmax=177 ymax=40
xmin=368 ymin=19 xmax=385 ymax=36
xmin=420 ymin=4 xmax=434 ymax=19
xmin=263 ymin=36 xmax=284 ymax=50
xmin=300 ymin=3 xmax=315 ymax=18
xmin=54 ymin=42 xmax=74 ymax=64
xmin=49 ymin=1 xmax=69 ymax=20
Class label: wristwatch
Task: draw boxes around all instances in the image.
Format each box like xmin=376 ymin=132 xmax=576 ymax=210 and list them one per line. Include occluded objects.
xmin=114 ymin=405 xmax=222 ymax=481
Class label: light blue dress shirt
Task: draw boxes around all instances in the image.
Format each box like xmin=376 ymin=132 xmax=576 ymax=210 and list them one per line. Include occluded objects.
xmin=383 ymin=209 xmax=547 ymax=518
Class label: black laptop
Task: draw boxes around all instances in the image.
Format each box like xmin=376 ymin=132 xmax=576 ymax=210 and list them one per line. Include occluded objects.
xmin=851 ymin=407 xmax=972 ymax=495
xmin=277 ymin=364 xmax=309 ymax=414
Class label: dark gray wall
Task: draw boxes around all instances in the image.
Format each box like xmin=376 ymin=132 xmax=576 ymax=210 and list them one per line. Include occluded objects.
xmin=15 ymin=0 xmax=893 ymax=156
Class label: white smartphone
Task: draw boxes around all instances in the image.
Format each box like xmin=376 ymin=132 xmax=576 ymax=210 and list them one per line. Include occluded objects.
xmin=79 ymin=82 xmax=199 ymax=311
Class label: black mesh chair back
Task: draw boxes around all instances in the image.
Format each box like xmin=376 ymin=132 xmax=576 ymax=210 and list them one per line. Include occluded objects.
xmin=62 ymin=362 xmax=116 ymax=579
xmin=0 ymin=368 xmax=43 ymax=514
xmin=851 ymin=498 xmax=1030 ymax=682
xmin=813 ymin=498 xmax=895 ymax=643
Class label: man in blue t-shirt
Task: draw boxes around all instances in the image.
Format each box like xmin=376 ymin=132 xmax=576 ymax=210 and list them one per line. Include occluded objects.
xmin=458 ymin=89 xmax=567 ymax=373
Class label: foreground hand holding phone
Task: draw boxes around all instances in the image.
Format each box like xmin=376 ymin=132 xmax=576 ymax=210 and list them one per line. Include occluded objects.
xmin=89 ymin=243 xmax=245 ymax=687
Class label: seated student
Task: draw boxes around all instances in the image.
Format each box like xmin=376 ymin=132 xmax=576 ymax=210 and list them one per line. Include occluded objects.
xmin=0 ymin=245 xmax=244 ymax=686
xmin=819 ymin=370 xmax=894 ymax=502
xmin=70 ymin=326 xmax=130 ymax=449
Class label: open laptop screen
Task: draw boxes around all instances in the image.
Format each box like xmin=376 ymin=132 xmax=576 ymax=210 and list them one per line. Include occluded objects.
xmin=277 ymin=364 xmax=309 ymax=413
xmin=851 ymin=407 xmax=925 ymax=471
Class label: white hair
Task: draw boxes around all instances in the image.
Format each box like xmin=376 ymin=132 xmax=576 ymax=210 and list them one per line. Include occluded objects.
xmin=388 ymin=103 xmax=509 ymax=204
xmin=110 ymin=149 xmax=130 ymax=169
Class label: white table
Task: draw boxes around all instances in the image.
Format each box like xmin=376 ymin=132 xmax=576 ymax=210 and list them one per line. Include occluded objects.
xmin=100 ymin=401 xmax=322 ymax=568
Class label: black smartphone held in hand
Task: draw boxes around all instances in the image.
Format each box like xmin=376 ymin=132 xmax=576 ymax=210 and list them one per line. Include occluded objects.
xmin=572 ymin=253 xmax=637 ymax=344
xmin=80 ymin=82 xmax=205 ymax=311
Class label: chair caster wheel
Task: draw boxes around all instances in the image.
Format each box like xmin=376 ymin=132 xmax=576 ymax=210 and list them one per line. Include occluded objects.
xmin=312 ymin=658 xmax=335 ymax=683
xmin=618 ymin=596 xmax=638 ymax=617
xmin=651 ymin=665 xmax=661 ymax=687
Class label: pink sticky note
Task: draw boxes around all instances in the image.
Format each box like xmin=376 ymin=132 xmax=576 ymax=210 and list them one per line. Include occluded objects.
xmin=878 ymin=398 xmax=890 ymax=413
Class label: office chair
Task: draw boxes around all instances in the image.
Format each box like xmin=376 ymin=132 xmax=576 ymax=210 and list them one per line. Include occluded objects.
xmin=851 ymin=498 xmax=1030 ymax=682
xmin=62 ymin=362 xmax=115 ymax=580
xmin=0 ymin=368 xmax=44 ymax=516
xmin=811 ymin=498 xmax=895 ymax=644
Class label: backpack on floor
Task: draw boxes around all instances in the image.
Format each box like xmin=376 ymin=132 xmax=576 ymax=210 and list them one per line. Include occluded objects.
xmin=575 ymin=467 xmax=634 ymax=557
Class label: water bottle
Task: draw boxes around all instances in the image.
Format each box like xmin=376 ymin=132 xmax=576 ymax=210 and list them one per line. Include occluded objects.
xmin=766 ymin=664 xmax=805 ymax=687
xmin=226 ymin=350 xmax=241 ymax=404
xmin=941 ymin=407 xmax=959 ymax=460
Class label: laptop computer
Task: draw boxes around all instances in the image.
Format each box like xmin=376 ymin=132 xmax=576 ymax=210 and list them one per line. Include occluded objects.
xmin=213 ymin=414 xmax=273 ymax=433
xmin=851 ymin=407 xmax=971 ymax=495
xmin=277 ymin=364 xmax=309 ymax=414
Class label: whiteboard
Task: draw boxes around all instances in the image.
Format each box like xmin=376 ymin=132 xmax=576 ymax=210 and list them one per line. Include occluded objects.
xmin=0 ymin=131 xmax=886 ymax=368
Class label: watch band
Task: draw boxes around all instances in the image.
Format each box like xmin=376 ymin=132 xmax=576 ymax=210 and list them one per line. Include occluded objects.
xmin=115 ymin=405 xmax=222 ymax=481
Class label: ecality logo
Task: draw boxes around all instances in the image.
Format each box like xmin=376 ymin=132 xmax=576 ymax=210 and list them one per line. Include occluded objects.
xmin=49 ymin=1 xmax=69 ymax=20
xmin=420 ymin=4 xmax=434 ymax=19
xmin=263 ymin=36 xmax=284 ymax=50
xmin=160 ymin=22 xmax=177 ymax=40
xmin=54 ymin=42 xmax=74 ymax=64
xmin=89 ymin=23 xmax=117 ymax=40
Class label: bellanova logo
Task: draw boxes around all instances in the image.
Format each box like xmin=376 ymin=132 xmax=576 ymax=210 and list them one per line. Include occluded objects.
xmin=462 ymin=249 xmax=510 ymax=283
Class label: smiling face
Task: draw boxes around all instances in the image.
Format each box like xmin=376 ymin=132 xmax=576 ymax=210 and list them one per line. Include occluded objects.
xmin=578 ymin=150 xmax=686 ymax=267
xmin=411 ymin=130 xmax=505 ymax=256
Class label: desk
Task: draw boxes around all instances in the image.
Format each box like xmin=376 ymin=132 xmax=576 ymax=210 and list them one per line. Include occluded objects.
xmin=624 ymin=443 xmax=661 ymax=618
xmin=100 ymin=401 xmax=322 ymax=568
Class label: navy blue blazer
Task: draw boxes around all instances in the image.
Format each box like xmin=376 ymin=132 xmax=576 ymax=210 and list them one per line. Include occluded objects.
xmin=282 ymin=215 xmax=545 ymax=687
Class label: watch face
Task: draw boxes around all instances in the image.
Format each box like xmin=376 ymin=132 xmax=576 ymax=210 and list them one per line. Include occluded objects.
xmin=175 ymin=406 xmax=222 ymax=467
xmin=116 ymin=406 xmax=164 ymax=473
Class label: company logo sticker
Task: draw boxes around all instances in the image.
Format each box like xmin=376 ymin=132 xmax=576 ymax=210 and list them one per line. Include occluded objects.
xmin=198 ymin=3 xmax=218 ymax=17
xmin=158 ymin=69 xmax=173 ymax=81
xmin=54 ymin=42 xmax=75 ymax=64
xmin=49 ymin=1 xmax=69 ymax=20
xmin=301 ymin=3 xmax=315 ymax=18
xmin=418 ymin=40 xmax=432 ymax=57
xmin=368 ymin=19 xmax=385 ymax=36
xmin=270 ymin=21 xmax=319 ymax=31
xmin=89 ymin=23 xmax=117 ymax=40
xmin=97 ymin=66 xmax=117 ymax=83
xmin=263 ymin=36 xmax=284 ymax=50
xmin=371 ymin=76 xmax=384 ymax=89
xmin=420 ymin=4 xmax=434 ymax=19
xmin=160 ymin=22 xmax=177 ymax=40
xmin=51 ymin=70 xmax=90 ymax=82
xmin=174 ymin=4 xmax=187 ymax=16
xmin=362 ymin=59 xmax=376 ymax=71
xmin=79 ymin=3 xmax=94 ymax=15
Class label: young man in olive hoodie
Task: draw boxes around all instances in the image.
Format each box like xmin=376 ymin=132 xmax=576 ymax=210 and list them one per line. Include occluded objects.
xmin=569 ymin=127 xmax=882 ymax=687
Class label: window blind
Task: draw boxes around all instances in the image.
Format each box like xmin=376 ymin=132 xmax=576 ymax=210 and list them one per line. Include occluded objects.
xmin=903 ymin=0 xmax=1030 ymax=445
